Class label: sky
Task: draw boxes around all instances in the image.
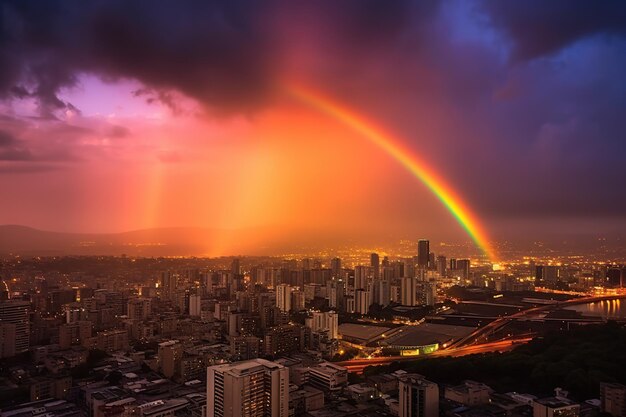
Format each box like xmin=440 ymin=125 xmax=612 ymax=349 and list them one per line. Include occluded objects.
xmin=0 ymin=0 xmax=625 ymax=251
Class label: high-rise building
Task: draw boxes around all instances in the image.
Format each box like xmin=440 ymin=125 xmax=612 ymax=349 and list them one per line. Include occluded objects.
xmin=376 ymin=279 xmax=391 ymax=307
xmin=207 ymin=358 xmax=289 ymax=417
xmin=160 ymin=272 xmax=177 ymax=301
xmin=417 ymin=240 xmax=430 ymax=269
xmin=330 ymin=258 xmax=342 ymax=278
xmin=305 ymin=311 xmax=338 ymax=339
xmin=0 ymin=323 xmax=16 ymax=358
xmin=428 ymin=252 xmax=435 ymax=270
xmin=421 ymin=282 xmax=437 ymax=307
xmin=401 ymin=277 xmax=417 ymax=306
xmin=188 ymin=294 xmax=202 ymax=316
xmin=231 ymin=335 xmax=260 ymax=361
xmin=355 ymin=289 xmax=370 ymax=315
xmin=399 ymin=374 xmax=439 ymax=417
xmin=0 ymin=300 xmax=30 ymax=355
xmin=231 ymin=258 xmax=241 ymax=276
xmin=370 ymin=253 xmax=380 ymax=279
xmin=436 ymin=256 xmax=447 ymax=276
xmin=127 ymin=297 xmax=151 ymax=320
xmin=456 ymin=259 xmax=471 ymax=280
xmin=159 ymin=340 xmax=183 ymax=379
xmin=354 ymin=266 xmax=371 ymax=291
xmin=276 ymin=284 xmax=292 ymax=312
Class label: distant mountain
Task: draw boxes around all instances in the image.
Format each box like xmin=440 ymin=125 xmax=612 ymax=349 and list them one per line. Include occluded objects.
xmin=0 ymin=225 xmax=281 ymax=257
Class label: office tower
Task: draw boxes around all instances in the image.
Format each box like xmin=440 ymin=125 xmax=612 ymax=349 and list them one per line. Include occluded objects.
xmin=370 ymin=253 xmax=380 ymax=279
xmin=428 ymin=252 xmax=435 ymax=270
xmin=376 ymin=279 xmax=391 ymax=307
xmin=305 ymin=311 xmax=338 ymax=339
xmin=231 ymin=258 xmax=241 ymax=276
xmin=330 ymin=258 xmax=342 ymax=278
xmin=355 ymin=289 xmax=370 ymax=315
xmin=404 ymin=259 xmax=416 ymax=279
xmin=401 ymin=277 xmax=418 ymax=306
xmin=417 ymin=239 xmax=430 ymax=268
xmin=354 ymin=265 xmax=371 ymax=290
xmin=301 ymin=258 xmax=312 ymax=270
xmin=276 ymin=284 xmax=292 ymax=312
xmin=160 ymin=272 xmax=177 ymax=301
xmin=0 ymin=300 xmax=30 ymax=355
xmin=449 ymin=258 xmax=457 ymax=271
xmin=456 ymin=259 xmax=471 ymax=280
xmin=207 ymin=359 xmax=288 ymax=417
xmin=399 ymin=374 xmax=439 ymax=417
xmin=436 ymin=256 xmax=447 ymax=276
xmin=543 ymin=265 xmax=560 ymax=288
xmin=189 ymin=294 xmax=202 ymax=316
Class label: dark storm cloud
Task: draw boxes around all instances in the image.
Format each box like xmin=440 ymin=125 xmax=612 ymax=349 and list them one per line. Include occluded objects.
xmin=0 ymin=0 xmax=425 ymax=115
xmin=482 ymin=0 xmax=626 ymax=60
xmin=0 ymin=129 xmax=32 ymax=160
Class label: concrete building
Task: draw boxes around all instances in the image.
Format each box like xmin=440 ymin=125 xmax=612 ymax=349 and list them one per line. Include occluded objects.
xmin=188 ymin=294 xmax=202 ymax=317
xmin=0 ymin=300 xmax=30 ymax=355
xmin=96 ymin=329 xmax=128 ymax=353
xmin=308 ymin=362 xmax=348 ymax=392
xmin=444 ymin=380 xmax=493 ymax=406
xmin=355 ymin=289 xmax=370 ymax=315
xmin=305 ymin=311 xmax=338 ymax=340
xmin=401 ymin=277 xmax=417 ymax=306
xmin=399 ymin=374 xmax=439 ymax=417
xmin=158 ymin=340 xmax=182 ymax=379
xmin=601 ymin=383 xmax=626 ymax=417
xmin=276 ymin=284 xmax=292 ymax=313
xmin=206 ymin=358 xmax=289 ymax=417
xmin=127 ymin=297 xmax=151 ymax=320
xmin=532 ymin=397 xmax=579 ymax=417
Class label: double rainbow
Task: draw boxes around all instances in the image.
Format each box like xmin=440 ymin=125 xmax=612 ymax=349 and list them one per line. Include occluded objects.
xmin=286 ymin=83 xmax=496 ymax=262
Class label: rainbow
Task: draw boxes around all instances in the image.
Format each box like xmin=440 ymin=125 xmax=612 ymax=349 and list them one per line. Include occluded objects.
xmin=285 ymin=83 xmax=496 ymax=262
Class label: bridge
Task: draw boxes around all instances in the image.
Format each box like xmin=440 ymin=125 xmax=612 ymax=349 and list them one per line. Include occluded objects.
xmin=447 ymin=294 xmax=626 ymax=349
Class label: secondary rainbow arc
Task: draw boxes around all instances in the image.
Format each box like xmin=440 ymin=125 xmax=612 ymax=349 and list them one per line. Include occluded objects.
xmin=285 ymin=82 xmax=496 ymax=262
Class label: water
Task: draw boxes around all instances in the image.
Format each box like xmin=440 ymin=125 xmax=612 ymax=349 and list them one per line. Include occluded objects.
xmin=565 ymin=299 xmax=626 ymax=318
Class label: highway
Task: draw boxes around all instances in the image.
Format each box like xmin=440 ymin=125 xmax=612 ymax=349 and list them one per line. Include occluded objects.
xmin=337 ymin=294 xmax=626 ymax=375
xmin=336 ymin=337 xmax=532 ymax=374
xmin=447 ymin=293 xmax=626 ymax=349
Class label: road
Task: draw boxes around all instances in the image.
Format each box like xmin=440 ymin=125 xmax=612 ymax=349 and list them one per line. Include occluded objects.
xmin=448 ymin=294 xmax=626 ymax=349
xmin=336 ymin=337 xmax=532 ymax=374
xmin=337 ymin=294 xmax=626 ymax=374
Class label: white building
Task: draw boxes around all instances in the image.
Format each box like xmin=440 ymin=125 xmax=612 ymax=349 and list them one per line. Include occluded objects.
xmin=206 ymin=358 xmax=289 ymax=417
xmin=305 ymin=311 xmax=338 ymax=339
xmin=276 ymin=284 xmax=292 ymax=313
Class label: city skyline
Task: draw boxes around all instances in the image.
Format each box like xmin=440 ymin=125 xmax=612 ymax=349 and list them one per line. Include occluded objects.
xmin=1 ymin=1 xmax=625 ymax=257
xmin=3 ymin=3 xmax=626 ymax=417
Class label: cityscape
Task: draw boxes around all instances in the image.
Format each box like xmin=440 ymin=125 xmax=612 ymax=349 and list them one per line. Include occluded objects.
xmin=1 ymin=2 xmax=626 ymax=417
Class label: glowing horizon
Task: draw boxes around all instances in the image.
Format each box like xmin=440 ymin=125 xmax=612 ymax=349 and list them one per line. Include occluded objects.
xmin=286 ymin=82 xmax=497 ymax=262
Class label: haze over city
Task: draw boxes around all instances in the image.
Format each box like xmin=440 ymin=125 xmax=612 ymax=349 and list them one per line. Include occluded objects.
xmin=1 ymin=1 xmax=625 ymax=258
xmin=1 ymin=2 xmax=626 ymax=417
